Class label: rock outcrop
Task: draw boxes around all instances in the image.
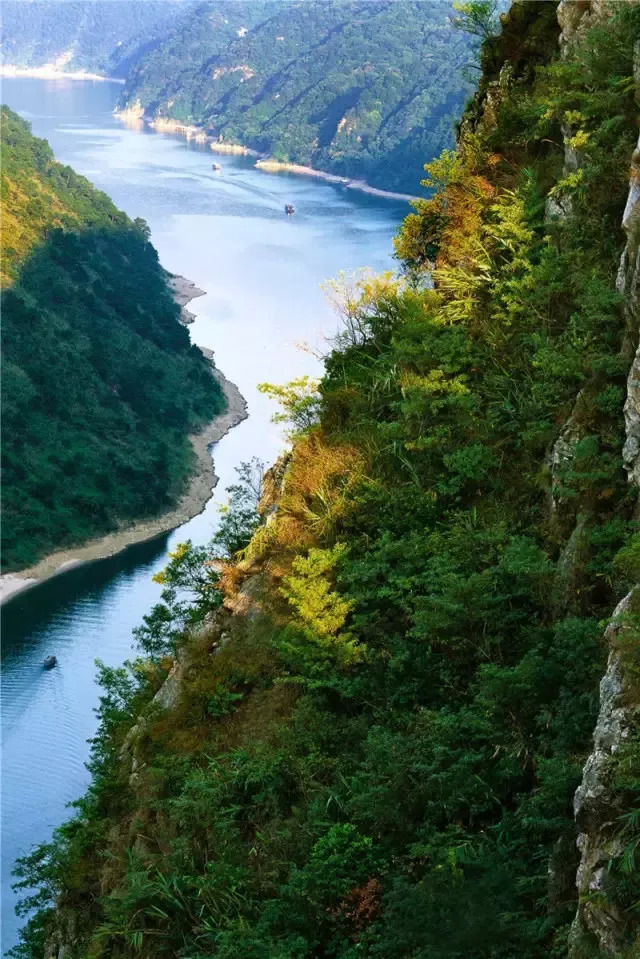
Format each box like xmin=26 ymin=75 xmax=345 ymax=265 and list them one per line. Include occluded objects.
xmin=557 ymin=0 xmax=614 ymax=48
xmin=569 ymin=13 xmax=640 ymax=956
xmin=569 ymin=589 xmax=639 ymax=957
xmin=621 ymin=134 xmax=640 ymax=488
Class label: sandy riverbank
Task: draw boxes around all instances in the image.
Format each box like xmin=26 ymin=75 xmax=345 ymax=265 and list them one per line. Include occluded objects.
xmin=112 ymin=110 xmax=420 ymax=202
xmin=0 ymin=368 xmax=247 ymax=605
xmin=0 ymin=281 xmax=248 ymax=605
xmin=1 ymin=64 xmax=124 ymax=83
xmin=254 ymin=159 xmax=420 ymax=202
xmin=209 ymin=141 xmax=262 ymax=158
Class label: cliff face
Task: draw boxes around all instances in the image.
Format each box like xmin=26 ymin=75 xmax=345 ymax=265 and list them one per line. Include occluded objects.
xmin=569 ymin=589 xmax=640 ymax=958
xmin=568 ymin=22 xmax=640 ymax=953
xmin=622 ymin=135 xmax=640 ymax=487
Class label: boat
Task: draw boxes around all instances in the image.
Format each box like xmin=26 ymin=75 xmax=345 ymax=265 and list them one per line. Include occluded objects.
xmin=43 ymin=655 xmax=57 ymax=670
xmin=212 ymin=162 xmax=221 ymax=171
xmin=284 ymin=204 xmax=295 ymax=215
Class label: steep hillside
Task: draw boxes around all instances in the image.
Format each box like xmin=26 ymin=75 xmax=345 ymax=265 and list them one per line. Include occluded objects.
xmin=10 ymin=3 xmax=640 ymax=959
xmin=1 ymin=107 xmax=224 ymax=571
xmin=118 ymin=0 xmax=474 ymax=194
xmin=0 ymin=1 xmax=190 ymax=78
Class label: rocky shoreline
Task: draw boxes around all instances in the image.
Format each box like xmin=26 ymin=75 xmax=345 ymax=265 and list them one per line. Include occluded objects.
xmin=0 ymin=283 xmax=248 ymax=605
xmin=168 ymin=273 xmax=206 ymax=326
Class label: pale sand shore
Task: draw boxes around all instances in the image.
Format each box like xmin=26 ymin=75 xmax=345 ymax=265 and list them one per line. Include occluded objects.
xmin=113 ymin=110 xmax=420 ymax=203
xmin=255 ymin=159 xmax=421 ymax=202
xmin=1 ymin=65 xmax=124 ymax=83
xmin=209 ymin=141 xmax=262 ymax=158
xmin=0 ymin=280 xmax=248 ymax=605
xmin=0 ymin=368 xmax=247 ymax=605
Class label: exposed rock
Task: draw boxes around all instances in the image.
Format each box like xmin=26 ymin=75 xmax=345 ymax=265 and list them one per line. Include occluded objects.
xmin=549 ymin=2 xmax=622 ymax=222
xmin=549 ymin=390 xmax=588 ymax=522
xmin=223 ymin=571 xmax=264 ymax=621
xmin=153 ymin=646 xmax=188 ymax=710
xmin=623 ymin=343 xmax=640 ymax=489
xmin=168 ymin=275 xmax=205 ymax=308
xmin=558 ymin=1 xmax=614 ymax=49
xmin=544 ymin=117 xmax=586 ymax=223
xmin=553 ymin=511 xmax=591 ymax=614
xmin=259 ymin=453 xmax=291 ymax=522
xmin=621 ymin=135 xmax=640 ymax=487
xmin=43 ymin=901 xmax=77 ymax=959
xmin=569 ymin=589 xmax=639 ymax=957
xmin=566 ymin=14 xmax=640 ymax=957
xmin=545 ymin=191 xmax=573 ymax=222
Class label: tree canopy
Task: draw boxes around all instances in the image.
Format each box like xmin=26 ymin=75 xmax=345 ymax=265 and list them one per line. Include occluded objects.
xmin=1 ymin=107 xmax=224 ymax=570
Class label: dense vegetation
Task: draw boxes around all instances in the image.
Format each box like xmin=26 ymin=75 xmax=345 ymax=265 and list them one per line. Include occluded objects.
xmin=119 ymin=0 xmax=475 ymax=193
xmin=1 ymin=107 xmax=223 ymax=570
xmin=10 ymin=4 xmax=640 ymax=959
xmin=1 ymin=1 xmax=189 ymax=78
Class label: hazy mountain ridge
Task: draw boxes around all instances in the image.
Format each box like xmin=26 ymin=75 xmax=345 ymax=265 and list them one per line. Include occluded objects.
xmin=1 ymin=1 xmax=191 ymax=77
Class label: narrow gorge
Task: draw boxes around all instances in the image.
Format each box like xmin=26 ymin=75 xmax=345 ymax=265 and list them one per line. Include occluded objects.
xmin=4 ymin=3 xmax=640 ymax=959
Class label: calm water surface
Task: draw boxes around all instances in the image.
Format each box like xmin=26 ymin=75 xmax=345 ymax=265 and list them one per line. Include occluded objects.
xmin=0 ymin=77 xmax=404 ymax=953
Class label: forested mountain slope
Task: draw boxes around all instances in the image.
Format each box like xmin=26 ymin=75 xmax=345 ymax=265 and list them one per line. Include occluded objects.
xmin=10 ymin=3 xmax=640 ymax=959
xmin=118 ymin=0 xmax=474 ymax=193
xmin=1 ymin=1 xmax=190 ymax=78
xmin=1 ymin=108 xmax=223 ymax=570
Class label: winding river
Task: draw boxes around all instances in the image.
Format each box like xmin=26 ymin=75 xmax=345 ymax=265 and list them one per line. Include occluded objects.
xmin=0 ymin=77 xmax=405 ymax=954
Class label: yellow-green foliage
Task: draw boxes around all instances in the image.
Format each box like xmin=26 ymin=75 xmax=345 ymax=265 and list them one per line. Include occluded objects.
xmin=281 ymin=544 xmax=362 ymax=665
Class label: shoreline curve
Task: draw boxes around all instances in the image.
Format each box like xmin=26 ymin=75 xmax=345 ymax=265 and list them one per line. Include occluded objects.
xmin=0 ymin=279 xmax=248 ymax=606
xmin=0 ymin=368 xmax=247 ymax=605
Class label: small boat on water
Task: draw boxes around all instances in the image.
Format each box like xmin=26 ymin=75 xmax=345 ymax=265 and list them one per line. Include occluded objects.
xmin=284 ymin=204 xmax=295 ymax=215
xmin=43 ymin=655 xmax=57 ymax=670
xmin=212 ymin=162 xmax=221 ymax=171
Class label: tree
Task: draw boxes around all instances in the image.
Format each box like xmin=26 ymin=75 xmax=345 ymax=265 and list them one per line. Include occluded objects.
xmin=452 ymin=1 xmax=501 ymax=41
xmin=258 ymin=377 xmax=321 ymax=434
xmin=213 ymin=457 xmax=265 ymax=556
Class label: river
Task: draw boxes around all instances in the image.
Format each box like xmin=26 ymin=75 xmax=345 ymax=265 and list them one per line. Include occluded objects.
xmin=0 ymin=76 xmax=405 ymax=954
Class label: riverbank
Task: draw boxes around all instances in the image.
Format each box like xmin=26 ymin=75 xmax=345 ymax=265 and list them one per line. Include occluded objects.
xmin=113 ymin=110 xmax=420 ymax=202
xmin=1 ymin=65 xmax=123 ymax=83
xmin=0 ymin=275 xmax=248 ymax=605
xmin=0 ymin=366 xmax=247 ymax=605
xmin=254 ymin=159 xmax=421 ymax=202
xmin=168 ymin=274 xmax=206 ymax=325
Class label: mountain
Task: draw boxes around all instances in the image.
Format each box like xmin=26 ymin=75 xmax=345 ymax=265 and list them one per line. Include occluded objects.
xmin=118 ymin=0 xmax=475 ymax=194
xmin=1 ymin=106 xmax=224 ymax=571
xmin=0 ymin=1 xmax=191 ymax=78
xmin=10 ymin=3 xmax=640 ymax=959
